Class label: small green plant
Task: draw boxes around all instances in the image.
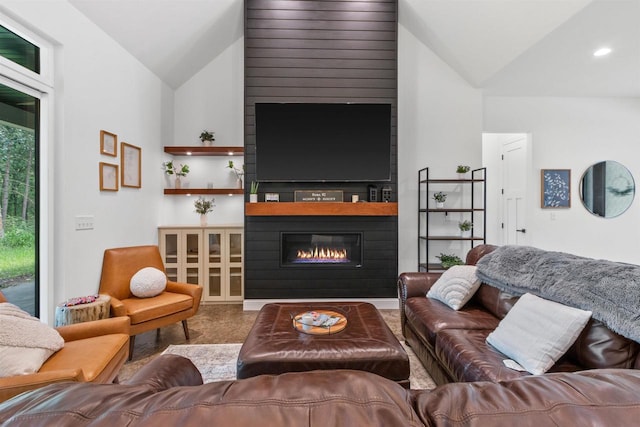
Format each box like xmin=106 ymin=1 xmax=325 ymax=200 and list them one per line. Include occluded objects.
xmin=163 ymin=161 xmax=189 ymax=177
xmin=199 ymin=130 xmax=215 ymax=142
xmin=194 ymin=197 xmax=215 ymax=215
xmin=436 ymin=253 xmax=464 ymax=269
xmin=456 ymin=165 xmax=471 ymax=173
xmin=458 ymin=220 xmax=473 ymax=231
xmin=227 ymin=160 xmax=245 ymax=180
xmin=433 ymin=192 xmax=447 ymax=203
xmin=250 ymin=181 xmax=259 ymax=194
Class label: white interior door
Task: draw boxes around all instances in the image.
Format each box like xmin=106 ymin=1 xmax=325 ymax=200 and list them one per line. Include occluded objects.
xmin=502 ymin=137 xmax=528 ymax=245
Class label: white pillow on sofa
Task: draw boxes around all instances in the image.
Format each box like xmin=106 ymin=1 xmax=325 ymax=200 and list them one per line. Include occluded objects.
xmin=427 ymin=265 xmax=480 ymax=310
xmin=130 ymin=267 xmax=167 ymax=298
xmin=486 ymin=293 xmax=592 ymax=375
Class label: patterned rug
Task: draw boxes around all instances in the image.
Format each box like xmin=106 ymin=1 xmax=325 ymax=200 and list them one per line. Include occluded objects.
xmin=162 ymin=342 xmax=436 ymax=390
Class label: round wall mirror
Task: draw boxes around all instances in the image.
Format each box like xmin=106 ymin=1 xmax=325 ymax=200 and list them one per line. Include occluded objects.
xmin=580 ymin=160 xmax=635 ymax=218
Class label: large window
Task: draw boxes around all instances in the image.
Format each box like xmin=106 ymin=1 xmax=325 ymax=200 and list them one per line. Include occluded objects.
xmin=0 ymin=20 xmax=50 ymax=318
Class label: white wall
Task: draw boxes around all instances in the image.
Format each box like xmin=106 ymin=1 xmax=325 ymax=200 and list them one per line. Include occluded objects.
xmin=1 ymin=1 xmax=172 ymax=323
xmin=164 ymin=38 xmax=244 ymax=226
xmin=397 ymin=25 xmax=483 ymax=275
xmin=484 ymin=96 xmax=640 ymax=263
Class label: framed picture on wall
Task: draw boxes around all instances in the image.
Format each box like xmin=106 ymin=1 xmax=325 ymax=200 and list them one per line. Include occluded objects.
xmin=100 ymin=130 xmax=117 ymax=156
xmin=99 ymin=162 xmax=119 ymax=191
xmin=541 ymin=169 xmax=571 ymax=208
xmin=121 ymin=142 xmax=141 ymax=188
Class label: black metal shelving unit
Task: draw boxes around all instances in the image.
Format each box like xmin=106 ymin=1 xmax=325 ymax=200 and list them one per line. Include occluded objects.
xmin=418 ymin=167 xmax=486 ymax=272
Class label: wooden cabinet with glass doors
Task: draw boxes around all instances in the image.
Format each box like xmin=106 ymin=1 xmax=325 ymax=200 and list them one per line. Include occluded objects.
xmin=159 ymin=226 xmax=243 ymax=302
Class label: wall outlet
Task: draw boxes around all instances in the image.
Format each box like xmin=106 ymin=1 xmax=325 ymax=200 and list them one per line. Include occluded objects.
xmin=75 ymin=215 xmax=94 ymax=230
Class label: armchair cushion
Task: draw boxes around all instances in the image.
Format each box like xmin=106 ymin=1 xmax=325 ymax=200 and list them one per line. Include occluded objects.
xmin=123 ymin=292 xmax=194 ymax=325
xmin=130 ymin=267 xmax=166 ymax=298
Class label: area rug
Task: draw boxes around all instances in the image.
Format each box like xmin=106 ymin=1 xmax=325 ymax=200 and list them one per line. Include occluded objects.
xmin=162 ymin=342 xmax=436 ymax=390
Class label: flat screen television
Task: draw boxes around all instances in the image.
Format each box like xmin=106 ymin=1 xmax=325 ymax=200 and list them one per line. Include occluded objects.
xmin=255 ymin=103 xmax=392 ymax=182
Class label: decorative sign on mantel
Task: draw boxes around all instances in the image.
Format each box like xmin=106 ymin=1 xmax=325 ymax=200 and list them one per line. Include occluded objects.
xmin=295 ymin=190 xmax=344 ymax=202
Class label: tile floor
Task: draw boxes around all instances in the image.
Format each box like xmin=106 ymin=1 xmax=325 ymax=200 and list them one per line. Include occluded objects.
xmin=118 ymin=303 xmax=403 ymax=382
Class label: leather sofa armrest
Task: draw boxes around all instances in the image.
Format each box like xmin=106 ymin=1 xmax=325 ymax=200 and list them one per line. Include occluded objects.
xmin=124 ymin=354 xmax=203 ymax=390
xmin=398 ymin=272 xmax=442 ymax=337
xmin=0 ymin=369 xmax=84 ymax=403
xmin=109 ymin=296 xmax=127 ymax=317
xmin=56 ymin=316 xmax=130 ymax=342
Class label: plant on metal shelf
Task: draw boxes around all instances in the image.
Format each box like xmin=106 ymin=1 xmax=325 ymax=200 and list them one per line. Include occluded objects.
xmin=436 ymin=253 xmax=464 ymax=269
xmin=458 ymin=220 xmax=473 ymax=238
xmin=433 ymin=191 xmax=447 ymax=208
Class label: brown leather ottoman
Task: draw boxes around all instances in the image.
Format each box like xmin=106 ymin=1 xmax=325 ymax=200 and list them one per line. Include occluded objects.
xmin=237 ymin=302 xmax=410 ymax=387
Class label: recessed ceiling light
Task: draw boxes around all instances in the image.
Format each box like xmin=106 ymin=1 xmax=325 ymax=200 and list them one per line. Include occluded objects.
xmin=186 ymin=151 xmax=192 ymax=155
xmin=593 ymin=47 xmax=612 ymax=57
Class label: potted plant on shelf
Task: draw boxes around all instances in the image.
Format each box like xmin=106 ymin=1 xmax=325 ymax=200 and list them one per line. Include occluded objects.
xmin=163 ymin=161 xmax=190 ymax=189
xmin=200 ymin=130 xmax=215 ymax=146
xmin=249 ymin=181 xmax=259 ymax=203
xmin=458 ymin=220 xmax=473 ymax=238
xmin=456 ymin=165 xmax=471 ymax=178
xmin=227 ymin=160 xmax=244 ymax=189
xmin=194 ymin=197 xmax=215 ymax=226
xmin=436 ymin=253 xmax=464 ymax=269
xmin=433 ymin=191 xmax=447 ymax=208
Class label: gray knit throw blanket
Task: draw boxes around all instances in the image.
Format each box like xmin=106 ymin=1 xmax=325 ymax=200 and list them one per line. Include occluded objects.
xmin=476 ymin=245 xmax=640 ymax=343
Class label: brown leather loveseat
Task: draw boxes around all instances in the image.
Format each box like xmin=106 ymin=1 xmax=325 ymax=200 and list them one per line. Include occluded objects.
xmin=398 ymin=244 xmax=640 ymax=386
xmin=2 ymin=355 xmax=640 ymax=426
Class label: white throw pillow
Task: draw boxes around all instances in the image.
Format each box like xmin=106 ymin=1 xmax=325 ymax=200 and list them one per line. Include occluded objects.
xmin=130 ymin=267 xmax=167 ymax=298
xmin=0 ymin=302 xmax=64 ymax=378
xmin=427 ymin=265 xmax=480 ymax=310
xmin=486 ymin=293 xmax=592 ymax=375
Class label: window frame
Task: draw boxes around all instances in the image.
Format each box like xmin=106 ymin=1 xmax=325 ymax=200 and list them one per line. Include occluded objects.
xmin=0 ymin=12 xmax=55 ymax=323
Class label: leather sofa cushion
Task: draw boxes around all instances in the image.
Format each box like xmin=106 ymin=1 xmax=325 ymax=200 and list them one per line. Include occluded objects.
xmin=435 ymin=329 xmax=582 ymax=383
xmin=567 ymin=318 xmax=640 ymax=369
xmin=122 ymin=292 xmax=193 ymax=324
xmin=39 ymin=334 xmax=129 ymax=382
xmin=471 ymin=284 xmax=519 ymax=320
xmin=414 ymin=369 xmax=640 ymax=427
xmin=405 ymin=297 xmax=499 ymax=346
xmin=435 ymin=329 xmax=526 ymax=383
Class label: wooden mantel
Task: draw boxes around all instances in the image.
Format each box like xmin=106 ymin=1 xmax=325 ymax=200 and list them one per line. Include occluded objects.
xmin=245 ymin=202 xmax=398 ymax=216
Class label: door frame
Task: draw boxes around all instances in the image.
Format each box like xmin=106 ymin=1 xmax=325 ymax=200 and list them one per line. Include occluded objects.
xmin=482 ymin=133 xmax=532 ymax=246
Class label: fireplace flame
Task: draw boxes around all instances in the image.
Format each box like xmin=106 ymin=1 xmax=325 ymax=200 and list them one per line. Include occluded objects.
xmin=296 ymin=246 xmax=348 ymax=261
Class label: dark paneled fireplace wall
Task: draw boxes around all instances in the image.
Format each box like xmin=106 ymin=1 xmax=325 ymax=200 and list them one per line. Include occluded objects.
xmin=244 ymin=0 xmax=398 ymax=299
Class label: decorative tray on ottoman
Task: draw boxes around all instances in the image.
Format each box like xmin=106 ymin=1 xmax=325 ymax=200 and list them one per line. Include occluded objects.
xmin=292 ymin=309 xmax=347 ymax=335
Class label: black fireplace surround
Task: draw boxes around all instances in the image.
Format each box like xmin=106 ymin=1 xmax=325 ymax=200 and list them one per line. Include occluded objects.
xmin=245 ymin=217 xmax=397 ymax=299
xmin=243 ymin=0 xmax=398 ymax=301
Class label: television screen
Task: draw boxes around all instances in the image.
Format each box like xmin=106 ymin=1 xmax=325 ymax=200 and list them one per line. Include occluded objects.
xmin=255 ymin=103 xmax=391 ymax=182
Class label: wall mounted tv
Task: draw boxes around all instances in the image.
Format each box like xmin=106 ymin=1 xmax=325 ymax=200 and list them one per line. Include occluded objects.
xmin=255 ymin=103 xmax=392 ymax=182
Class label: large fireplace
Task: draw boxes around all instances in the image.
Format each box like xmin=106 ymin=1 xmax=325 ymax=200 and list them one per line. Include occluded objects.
xmin=281 ymin=232 xmax=363 ymax=268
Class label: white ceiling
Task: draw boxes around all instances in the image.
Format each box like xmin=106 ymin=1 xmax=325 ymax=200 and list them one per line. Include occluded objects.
xmin=69 ymin=0 xmax=640 ymax=97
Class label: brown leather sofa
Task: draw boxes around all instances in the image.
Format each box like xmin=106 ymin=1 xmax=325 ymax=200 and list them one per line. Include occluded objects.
xmin=0 ymin=291 xmax=130 ymax=402
xmin=2 ymin=354 xmax=640 ymax=426
xmin=398 ymin=244 xmax=640 ymax=386
xmin=98 ymin=245 xmax=203 ymax=359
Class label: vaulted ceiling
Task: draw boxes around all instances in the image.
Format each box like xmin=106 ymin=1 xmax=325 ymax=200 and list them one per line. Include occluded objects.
xmin=69 ymin=0 xmax=639 ymax=97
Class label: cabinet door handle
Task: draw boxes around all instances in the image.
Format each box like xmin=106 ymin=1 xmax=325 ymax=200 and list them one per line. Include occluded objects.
xmin=516 ymin=228 xmax=526 ymax=233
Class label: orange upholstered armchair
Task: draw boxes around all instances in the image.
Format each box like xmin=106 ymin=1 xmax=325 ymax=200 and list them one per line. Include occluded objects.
xmin=0 ymin=291 xmax=130 ymax=402
xmin=98 ymin=245 xmax=203 ymax=359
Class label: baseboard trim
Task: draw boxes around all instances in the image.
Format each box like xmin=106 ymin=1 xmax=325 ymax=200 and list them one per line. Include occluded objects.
xmin=243 ymin=298 xmax=398 ymax=311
